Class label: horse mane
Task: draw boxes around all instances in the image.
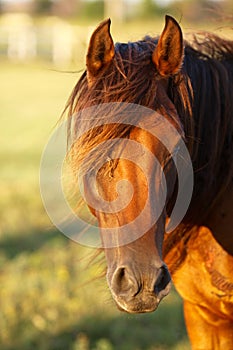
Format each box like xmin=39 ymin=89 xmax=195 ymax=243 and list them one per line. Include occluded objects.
xmin=181 ymin=33 xmax=233 ymax=222
xmin=164 ymin=33 xmax=233 ymax=270
xmin=65 ymin=31 xmax=233 ymax=236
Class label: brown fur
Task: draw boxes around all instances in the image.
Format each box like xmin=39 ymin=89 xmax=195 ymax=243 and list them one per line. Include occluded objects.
xmin=66 ymin=30 xmax=233 ymax=231
xmin=64 ymin=17 xmax=233 ymax=349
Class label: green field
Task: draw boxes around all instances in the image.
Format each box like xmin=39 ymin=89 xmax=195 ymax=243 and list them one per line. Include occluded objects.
xmin=1 ymin=11 xmax=232 ymax=349
xmin=0 ymin=59 xmax=190 ymax=350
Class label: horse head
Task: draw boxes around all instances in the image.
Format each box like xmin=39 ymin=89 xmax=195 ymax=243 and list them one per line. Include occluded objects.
xmin=71 ymin=16 xmax=188 ymax=313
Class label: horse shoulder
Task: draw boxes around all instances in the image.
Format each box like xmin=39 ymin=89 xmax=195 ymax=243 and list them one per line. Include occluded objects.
xmin=166 ymin=226 xmax=233 ymax=349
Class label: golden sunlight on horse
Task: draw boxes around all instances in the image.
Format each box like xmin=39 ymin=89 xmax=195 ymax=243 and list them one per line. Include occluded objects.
xmin=65 ymin=15 xmax=233 ymax=349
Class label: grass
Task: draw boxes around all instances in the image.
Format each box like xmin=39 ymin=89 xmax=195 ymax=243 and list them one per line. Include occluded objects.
xmin=0 ymin=56 xmax=190 ymax=350
xmin=1 ymin=14 xmax=232 ymax=349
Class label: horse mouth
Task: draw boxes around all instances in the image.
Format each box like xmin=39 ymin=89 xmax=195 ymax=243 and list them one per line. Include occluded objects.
xmin=113 ymin=281 xmax=172 ymax=314
xmin=116 ymin=303 xmax=158 ymax=314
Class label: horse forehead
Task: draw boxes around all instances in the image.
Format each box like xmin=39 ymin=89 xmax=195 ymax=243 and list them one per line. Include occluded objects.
xmin=129 ymin=127 xmax=166 ymax=155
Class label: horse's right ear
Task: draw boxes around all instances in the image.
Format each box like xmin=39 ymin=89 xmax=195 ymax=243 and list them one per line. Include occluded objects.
xmin=86 ymin=19 xmax=115 ymax=81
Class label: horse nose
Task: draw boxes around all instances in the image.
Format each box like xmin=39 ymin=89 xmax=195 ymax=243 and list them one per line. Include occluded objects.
xmin=111 ymin=266 xmax=140 ymax=299
xmin=110 ymin=264 xmax=171 ymax=304
xmin=109 ymin=265 xmax=171 ymax=312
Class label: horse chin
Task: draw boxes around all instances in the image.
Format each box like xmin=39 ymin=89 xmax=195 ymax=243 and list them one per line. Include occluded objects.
xmin=115 ymin=302 xmax=158 ymax=314
xmin=113 ymin=281 xmax=172 ymax=314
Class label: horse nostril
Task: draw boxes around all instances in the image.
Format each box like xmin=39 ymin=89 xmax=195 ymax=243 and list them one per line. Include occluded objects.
xmin=112 ymin=267 xmax=128 ymax=293
xmin=111 ymin=267 xmax=139 ymax=297
xmin=154 ymin=266 xmax=171 ymax=296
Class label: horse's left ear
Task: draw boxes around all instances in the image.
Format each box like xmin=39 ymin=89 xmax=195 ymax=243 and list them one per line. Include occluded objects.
xmin=152 ymin=15 xmax=183 ymax=77
xmin=86 ymin=18 xmax=115 ymax=80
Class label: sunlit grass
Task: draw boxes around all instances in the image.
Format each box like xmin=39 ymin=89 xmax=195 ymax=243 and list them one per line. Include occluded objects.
xmin=0 ymin=61 xmax=79 ymax=233
xmin=1 ymin=14 xmax=231 ymax=348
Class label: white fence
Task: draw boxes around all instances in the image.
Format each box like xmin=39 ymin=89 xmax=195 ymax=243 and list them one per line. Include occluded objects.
xmin=0 ymin=14 xmax=93 ymax=66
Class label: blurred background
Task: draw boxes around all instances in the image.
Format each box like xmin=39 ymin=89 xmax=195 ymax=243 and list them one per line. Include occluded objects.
xmin=0 ymin=1 xmax=232 ymax=349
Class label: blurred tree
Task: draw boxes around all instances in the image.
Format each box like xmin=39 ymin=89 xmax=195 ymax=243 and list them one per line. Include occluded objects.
xmin=52 ymin=0 xmax=80 ymax=17
xmin=80 ymin=0 xmax=104 ymax=20
xmin=139 ymin=0 xmax=163 ymax=19
xmin=104 ymin=0 xmax=125 ymax=22
xmin=34 ymin=0 xmax=53 ymax=14
xmin=14 ymin=0 xmax=231 ymax=22
xmin=33 ymin=0 xmax=81 ymax=17
xmin=143 ymin=0 xmax=156 ymax=14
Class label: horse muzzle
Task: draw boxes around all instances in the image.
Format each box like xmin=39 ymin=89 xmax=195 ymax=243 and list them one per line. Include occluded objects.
xmin=107 ymin=264 xmax=172 ymax=313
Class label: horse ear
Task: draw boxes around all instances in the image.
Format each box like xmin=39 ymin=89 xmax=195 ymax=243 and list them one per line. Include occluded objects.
xmin=152 ymin=15 xmax=183 ymax=77
xmin=86 ymin=18 xmax=115 ymax=79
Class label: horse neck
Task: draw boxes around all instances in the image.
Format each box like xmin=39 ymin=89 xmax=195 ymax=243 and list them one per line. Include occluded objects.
xmin=177 ymin=48 xmax=233 ymax=225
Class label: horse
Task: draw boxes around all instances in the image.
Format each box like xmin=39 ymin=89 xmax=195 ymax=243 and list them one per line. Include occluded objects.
xmin=65 ymin=16 xmax=233 ymax=349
